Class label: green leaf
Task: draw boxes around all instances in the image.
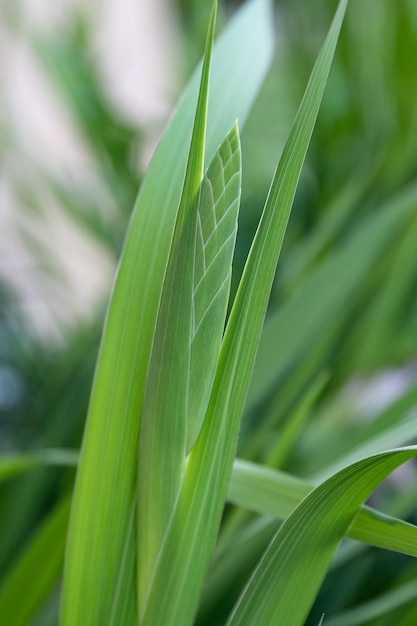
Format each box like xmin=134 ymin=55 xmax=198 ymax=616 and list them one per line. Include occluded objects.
xmin=264 ymin=370 xmax=329 ymax=468
xmin=312 ymin=409 xmax=417 ymax=482
xmin=228 ymin=458 xmax=417 ymax=558
xmin=200 ymin=516 xmax=279 ymax=617
xmin=0 ymin=497 xmax=71 ymax=626
xmin=247 ymin=180 xmax=417 ymax=412
xmin=188 ymin=124 xmax=242 ymax=450
xmin=353 ymin=212 xmax=417 ymax=369
xmin=0 ymin=450 xmax=77 ymax=486
xmin=138 ymin=63 xmax=242 ymax=625
xmin=226 ymin=447 xmax=417 ymax=626
xmin=139 ymin=2 xmax=347 ymax=624
xmin=394 ymin=580 xmax=417 ymax=626
xmin=137 ymin=3 xmax=216 ymax=607
xmin=296 ymin=379 xmax=417 ymax=479
xmin=324 ymin=578 xmax=417 ymax=626
xmin=60 ymin=1 xmax=274 ymax=624
xmin=0 ymin=455 xmax=42 ymax=485
xmin=229 ymin=459 xmax=310 ymax=518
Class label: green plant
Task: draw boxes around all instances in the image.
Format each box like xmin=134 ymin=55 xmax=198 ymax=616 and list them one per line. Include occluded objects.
xmin=1 ymin=0 xmax=417 ymax=624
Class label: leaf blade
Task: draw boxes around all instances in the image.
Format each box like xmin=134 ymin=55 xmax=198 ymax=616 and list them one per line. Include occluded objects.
xmin=228 ymin=458 xmax=417 ymax=558
xmin=137 ymin=3 xmax=216 ymax=608
xmin=0 ymin=497 xmax=71 ymax=626
xmin=226 ymin=447 xmax=417 ymax=626
xmin=140 ymin=2 xmax=348 ymax=624
xmin=60 ymin=1 xmax=274 ymax=624
xmin=188 ymin=124 xmax=242 ymax=450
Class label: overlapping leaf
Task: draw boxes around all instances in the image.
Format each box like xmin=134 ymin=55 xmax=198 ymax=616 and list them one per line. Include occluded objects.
xmin=59 ymin=1 xmax=273 ymax=624
xmin=188 ymin=124 xmax=241 ymax=450
xmin=139 ymin=2 xmax=348 ymax=624
xmin=138 ymin=32 xmax=242 ymax=618
xmin=137 ymin=4 xmax=215 ymax=606
xmin=226 ymin=447 xmax=417 ymax=625
xmin=228 ymin=458 xmax=417 ymax=557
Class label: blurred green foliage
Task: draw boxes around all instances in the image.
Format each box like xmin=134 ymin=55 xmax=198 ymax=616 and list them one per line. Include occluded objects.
xmin=1 ymin=0 xmax=417 ymax=623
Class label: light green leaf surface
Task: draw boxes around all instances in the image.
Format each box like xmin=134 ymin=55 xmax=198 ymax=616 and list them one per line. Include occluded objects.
xmin=60 ymin=1 xmax=274 ymax=624
xmin=139 ymin=2 xmax=347 ymax=624
xmin=188 ymin=125 xmax=242 ymax=450
xmin=226 ymin=447 xmax=417 ymax=626
xmin=230 ymin=459 xmax=310 ymax=518
xmin=0 ymin=497 xmax=71 ymax=626
xmin=229 ymin=458 xmax=417 ymax=558
xmin=137 ymin=4 xmax=215 ymax=607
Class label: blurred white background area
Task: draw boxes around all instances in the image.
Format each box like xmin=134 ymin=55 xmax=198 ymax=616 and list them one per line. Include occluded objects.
xmin=0 ymin=0 xmax=180 ymax=340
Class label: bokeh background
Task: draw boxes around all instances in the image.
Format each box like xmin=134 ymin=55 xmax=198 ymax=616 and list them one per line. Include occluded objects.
xmin=1 ymin=1 xmax=417 ymax=624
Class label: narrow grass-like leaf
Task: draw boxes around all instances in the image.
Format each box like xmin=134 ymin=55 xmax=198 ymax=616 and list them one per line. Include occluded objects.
xmin=188 ymin=124 xmax=241 ymax=450
xmin=354 ymin=212 xmax=417 ymax=369
xmin=200 ymin=516 xmax=279 ymax=616
xmin=0 ymin=455 xmax=43 ymax=485
xmin=0 ymin=497 xmax=71 ymax=626
xmin=265 ymin=370 xmax=329 ymax=467
xmin=325 ymin=578 xmax=417 ymax=626
xmin=313 ymin=410 xmax=417 ymax=482
xmin=60 ymin=1 xmax=273 ymax=624
xmin=280 ymin=174 xmax=365 ymax=290
xmin=229 ymin=459 xmax=310 ymax=517
xmin=296 ymin=381 xmax=417 ymax=480
xmin=139 ymin=3 xmax=348 ymax=624
xmin=228 ymin=458 xmax=417 ymax=557
xmin=226 ymin=447 xmax=417 ymax=626
xmin=395 ymin=581 xmax=417 ymax=626
xmin=248 ymin=180 xmax=417 ymax=411
xmin=350 ymin=507 xmax=417 ymax=557
xmin=137 ymin=4 xmax=216 ymax=607
xmin=138 ymin=119 xmax=241 ymax=623
xmin=0 ymin=450 xmax=77 ymax=485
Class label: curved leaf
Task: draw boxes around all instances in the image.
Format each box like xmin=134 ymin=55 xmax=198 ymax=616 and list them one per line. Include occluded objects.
xmin=60 ymin=1 xmax=274 ymax=624
xmin=139 ymin=2 xmax=348 ymax=624
xmin=188 ymin=124 xmax=242 ymax=450
xmin=226 ymin=447 xmax=417 ymax=626
xmin=229 ymin=458 xmax=417 ymax=558
xmin=0 ymin=497 xmax=71 ymax=626
xmin=137 ymin=4 xmax=216 ymax=607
